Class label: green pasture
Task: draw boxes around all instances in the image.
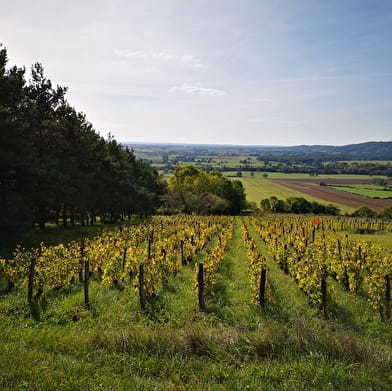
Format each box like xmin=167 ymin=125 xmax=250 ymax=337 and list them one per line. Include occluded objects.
xmin=330 ymin=184 xmax=392 ymax=199
xmin=237 ymin=176 xmax=355 ymax=214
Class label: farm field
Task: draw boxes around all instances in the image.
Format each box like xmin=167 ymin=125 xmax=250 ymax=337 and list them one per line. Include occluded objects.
xmin=274 ymin=180 xmax=392 ymax=212
xmin=329 ymin=184 xmax=392 ymax=199
xmin=225 ymin=171 xmax=392 ymax=213
xmin=224 ymin=172 xmax=357 ymax=214
xmin=1 ymin=215 xmax=391 ymax=390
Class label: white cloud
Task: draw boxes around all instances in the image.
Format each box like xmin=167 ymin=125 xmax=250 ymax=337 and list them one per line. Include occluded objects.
xmin=170 ymin=83 xmax=226 ymax=96
xmin=152 ymin=51 xmax=173 ymax=60
xmin=113 ymin=50 xmax=204 ymax=68
xmin=180 ymin=54 xmax=205 ymax=69
xmin=114 ymin=49 xmax=146 ymax=59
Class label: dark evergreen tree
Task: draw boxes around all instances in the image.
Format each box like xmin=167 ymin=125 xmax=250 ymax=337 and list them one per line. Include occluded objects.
xmin=0 ymin=43 xmax=166 ymax=232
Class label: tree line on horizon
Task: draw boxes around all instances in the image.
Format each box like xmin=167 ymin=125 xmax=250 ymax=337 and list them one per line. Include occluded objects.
xmin=0 ymin=44 xmax=166 ymax=232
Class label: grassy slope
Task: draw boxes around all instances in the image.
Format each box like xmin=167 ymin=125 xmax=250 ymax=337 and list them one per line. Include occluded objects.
xmin=1 ymin=218 xmax=391 ymax=390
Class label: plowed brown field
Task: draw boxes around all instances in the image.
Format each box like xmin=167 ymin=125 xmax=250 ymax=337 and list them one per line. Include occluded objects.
xmin=273 ymin=179 xmax=392 ymax=211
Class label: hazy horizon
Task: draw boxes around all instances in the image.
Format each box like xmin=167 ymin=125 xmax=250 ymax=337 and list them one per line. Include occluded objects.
xmin=123 ymin=140 xmax=391 ymax=148
xmin=2 ymin=1 xmax=392 ymax=146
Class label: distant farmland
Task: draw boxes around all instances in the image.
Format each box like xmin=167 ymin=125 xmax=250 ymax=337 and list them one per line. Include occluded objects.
xmin=227 ymin=172 xmax=392 ymax=213
xmin=274 ymin=178 xmax=392 ymax=212
xmin=226 ymin=173 xmax=354 ymax=214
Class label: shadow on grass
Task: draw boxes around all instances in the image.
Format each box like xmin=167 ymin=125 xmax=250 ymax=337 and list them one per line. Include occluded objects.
xmin=263 ymin=279 xmax=293 ymax=323
xmin=327 ymin=299 xmax=363 ymax=333
xmin=140 ymin=278 xmax=183 ymax=323
xmin=205 ymin=278 xmax=230 ymax=316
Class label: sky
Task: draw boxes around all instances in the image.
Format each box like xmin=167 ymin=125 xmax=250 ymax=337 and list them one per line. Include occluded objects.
xmin=1 ymin=0 xmax=392 ymax=146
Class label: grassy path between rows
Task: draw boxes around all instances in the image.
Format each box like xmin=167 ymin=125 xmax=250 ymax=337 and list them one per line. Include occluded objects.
xmin=246 ymin=219 xmax=316 ymax=324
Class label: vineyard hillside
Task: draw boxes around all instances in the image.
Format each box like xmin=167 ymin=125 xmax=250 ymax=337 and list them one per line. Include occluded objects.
xmin=1 ymin=215 xmax=392 ymax=390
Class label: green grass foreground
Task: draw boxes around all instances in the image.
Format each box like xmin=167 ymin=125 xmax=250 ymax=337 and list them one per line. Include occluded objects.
xmin=1 ymin=219 xmax=391 ymax=390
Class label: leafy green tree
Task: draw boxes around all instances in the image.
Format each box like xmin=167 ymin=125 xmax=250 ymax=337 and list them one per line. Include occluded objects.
xmin=285 ymin=197 xmax=312 ymax=214
xmin=166 ymin=165 xmax=245 ymax=214
xmin=260 ymin=198 xmax=271 ymax=211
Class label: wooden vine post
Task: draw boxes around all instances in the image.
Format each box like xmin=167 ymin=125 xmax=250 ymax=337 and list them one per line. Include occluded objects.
xmin=259 ymin=267 xmax=267 ymax=309
xmin=84 ymin=258 xmax=90 ymax=309
xmin=337 ymin=239 xmax=349 ymax=291
xmin=321 ymin=269 xmax=328 ymax=320
xmin=81 ymin=240 xmax=90 ymax=309
xmin=139 ymin=236 xmax=151 ymax=311
xmin=28 ymin=251 xmax=43 ymax=319
xmin=148 ymin=236 xmax=152 ymax=259
xmin=28 ymin=256 xmax=36 ymax=306
xmin=198 ymin=263 xmax=205 ymax=311
xmin=138 ymin=263 xmax=146 ymax=310
xmin=122 ymin=247 xmax=127 ymax=270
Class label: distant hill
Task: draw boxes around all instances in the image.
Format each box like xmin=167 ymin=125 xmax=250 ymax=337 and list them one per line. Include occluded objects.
xmin=285 ymin=142 xmax=392 ymax=158
xmin=126 ymin=141 xmax=392 ymax=161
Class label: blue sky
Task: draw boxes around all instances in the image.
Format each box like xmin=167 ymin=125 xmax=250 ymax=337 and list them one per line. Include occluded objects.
xmin=1 ymin=0 xmax=392 ymax=145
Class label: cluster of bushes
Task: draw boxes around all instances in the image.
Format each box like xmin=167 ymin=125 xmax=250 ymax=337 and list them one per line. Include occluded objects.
xmin=260 ymin=197 xmax=340 ymax=215
xmin=260 ymin=197 xmax=392 ymax=219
